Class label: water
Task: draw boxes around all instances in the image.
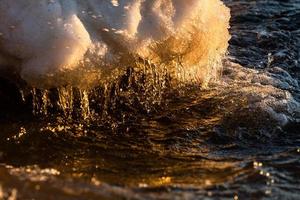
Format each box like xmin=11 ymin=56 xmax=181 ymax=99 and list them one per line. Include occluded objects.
xmin=0 ymin=1 xmax=300 ymax=199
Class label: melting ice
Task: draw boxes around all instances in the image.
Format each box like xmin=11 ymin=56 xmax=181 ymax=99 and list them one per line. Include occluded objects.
xmin=0 ymin=0 xmax=230 ymax=88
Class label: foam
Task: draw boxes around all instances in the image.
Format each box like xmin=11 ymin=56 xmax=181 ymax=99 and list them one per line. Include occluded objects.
xmin=221 ymin=62 xmax=300 ymax=128
xmin=0 ymin=0 xmax=230 ymax=88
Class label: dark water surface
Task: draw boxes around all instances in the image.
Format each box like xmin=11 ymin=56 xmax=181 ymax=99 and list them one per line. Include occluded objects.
xmin=1 ymin=1 xmax=300 ymax=199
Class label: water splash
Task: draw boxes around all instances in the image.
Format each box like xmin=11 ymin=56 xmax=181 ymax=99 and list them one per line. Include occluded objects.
xmin=0 ymin=0 xmax=232 ymax=122
xmin=26 ymin=61 xmax=174 ymax=121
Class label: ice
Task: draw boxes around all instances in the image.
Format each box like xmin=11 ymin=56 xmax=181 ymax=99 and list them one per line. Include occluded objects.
xmin=0 ymin=0 xmax=230 ymax=88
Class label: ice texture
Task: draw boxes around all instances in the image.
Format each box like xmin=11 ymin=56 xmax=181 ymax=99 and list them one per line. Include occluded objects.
xmin=0 ymin=0 xmax=230 ymax=87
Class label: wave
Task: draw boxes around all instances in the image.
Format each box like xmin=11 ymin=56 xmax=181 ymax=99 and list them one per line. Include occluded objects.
xmin=0 ymin=0 xmax=299 ymax=131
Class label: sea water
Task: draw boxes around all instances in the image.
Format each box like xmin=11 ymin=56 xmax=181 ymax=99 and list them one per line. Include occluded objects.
xmin=0 ymin=1 xmax=299 ymax=199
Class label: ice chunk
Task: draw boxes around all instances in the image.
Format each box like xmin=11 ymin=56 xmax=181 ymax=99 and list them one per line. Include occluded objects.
xmin=0 ymin=0 xmax=230 ymax=88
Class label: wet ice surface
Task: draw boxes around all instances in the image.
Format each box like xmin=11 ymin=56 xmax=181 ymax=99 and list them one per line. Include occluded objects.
xmin=1 ymin=1 xmax=300 ymax=199
xmin=0 ymin=0 xmax=230 ymax=88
